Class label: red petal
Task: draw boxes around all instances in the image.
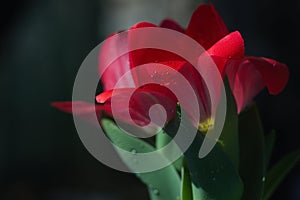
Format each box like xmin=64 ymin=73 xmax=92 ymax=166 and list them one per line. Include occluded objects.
xmin=207 ymin=31 xmax=245 ymax=75
xmin=96 ymin=88 xmax=135 ymax=103
xmin=99 ymin=22 xmax=157 ymax=91
xmin=51 ymin=101 xmax=105 ymax=125
xmin=207 ymin=31 xmax=244 ymax=59
xmin=186 ymin=3 xmax=229 ymax=49
xmin=99 ymin=33 xmax=136 ymax=91
xmin=252 ymin=57 xmax=289 ymax=94
xmin=130 ymin=60 xmax=187 ymax=87
xmin=130 ymin=21 xmax=157 ymax=29
xmin=100 ymin=22 xmax=183 ymax=91
xmin=128 ymin=23 xmax=183 ymax=71
xmin=226 ymin=57 xmax=289 ymax=112
xmin=97 ymin=60 xmax=209 ymax=128
xmin=160 ymin=19 xmax=185 ymax=33
xmin=177 ymin=62 xmax=212 ymax=125
xmin=96 ymin=86 xmax=177 ymax=127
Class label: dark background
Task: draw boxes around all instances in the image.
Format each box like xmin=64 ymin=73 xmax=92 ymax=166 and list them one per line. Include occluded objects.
xmin=0 ymin=0 xmax=299 ymax=199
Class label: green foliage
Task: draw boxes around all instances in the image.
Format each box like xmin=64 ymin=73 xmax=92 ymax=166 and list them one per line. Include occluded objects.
xmin=219 ymin=79 xmax=240 ymax=168
xmin=101 ymin=119 xmax=181 ymax=200
xmin=181 ymin=160 xmax=193 ymax=200
xmin=264 ymin=131 xmax=276 ymax=170
xmin=156 ymin=131 xmax=183 ymax=171
xmin=101 ymin=86 xmax=299 ymax=200
xmin=238 ymin=104 xmax=265 ymax=200
xmin=164 ymin=110 xmax=243 ymax=200
xmin=263 ymin=149 xmax=300 ymax=200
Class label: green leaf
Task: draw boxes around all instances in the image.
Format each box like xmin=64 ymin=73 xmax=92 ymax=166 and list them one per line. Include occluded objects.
xmin=156 ymin=130 xmax=183 ymax=171
xmin=144 ymin=167 xmax=181 ymax=200
xmin=263 ymin=149 xmax=300 ymax=200
xmin=264 ymin=131 xmax=276 ymax=170
xmin=156 ymin=130 xmax=172 ymax=149
xmin=238 ymin=104 xmax=265 ymax=200
xmin=181 ymin=161 xmax=193 ymax=200
xmin=101 ymin=119 xmax=181 ymax=200
xmin=219 ymin=79 xmax=239 ymax=168
xmin=192 ymin=183 xmax=206 ymax=200
xmin=165 ymin=112 xmax=243 ymax=200
xmin=187 ymin=135 xmax=243 ymax=200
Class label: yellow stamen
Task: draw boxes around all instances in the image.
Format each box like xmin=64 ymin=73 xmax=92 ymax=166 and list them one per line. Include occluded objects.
xmin=198 ymin=118 xmax=225 ymax=146
xmin=198 ymin=117 xmax=214 ymax=133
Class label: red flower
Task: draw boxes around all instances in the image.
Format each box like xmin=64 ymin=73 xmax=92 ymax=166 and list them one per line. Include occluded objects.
xmin=226 ymin=56 xmax=289 ymax=112
xmin=53 ymin=3 xmax=289 ymax=129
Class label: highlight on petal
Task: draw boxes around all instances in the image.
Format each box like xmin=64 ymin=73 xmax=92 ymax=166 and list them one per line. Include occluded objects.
xmin=207 ymin=31 xmax=245 ymax=75
xmin=96 ymin=88 xmax=136 ymax=103
xmin=226 ymin=56 xmax=289 ymax=112
xmin=207 ymin=31 xmax=244 ymax=59
xmin=186 ymin=3 xmax=229 ymax=49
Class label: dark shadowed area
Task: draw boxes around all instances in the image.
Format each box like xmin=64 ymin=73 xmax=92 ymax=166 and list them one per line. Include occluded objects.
xmin=0 ymin=0 xmax=299 ymax=199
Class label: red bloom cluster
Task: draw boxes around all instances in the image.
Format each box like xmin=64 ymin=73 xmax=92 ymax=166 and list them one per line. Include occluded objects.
xmin=53 ymin=4 xmax=289 ymax=128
